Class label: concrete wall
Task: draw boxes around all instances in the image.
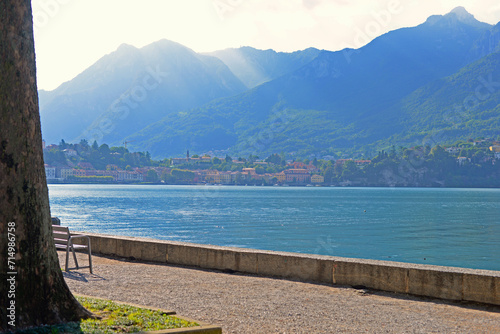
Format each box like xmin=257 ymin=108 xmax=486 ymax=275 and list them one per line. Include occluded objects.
xmin=80 ymin=232 xmax=500 ymax=306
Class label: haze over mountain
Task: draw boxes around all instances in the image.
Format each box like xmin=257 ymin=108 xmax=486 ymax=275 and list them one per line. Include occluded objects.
xmin=40 ymin=7 xmax=500 ymax=159
xmin=39 ymin=40 xmax=246 ymax=145
xmin=205 ymin=47 xmax=322 ymax=88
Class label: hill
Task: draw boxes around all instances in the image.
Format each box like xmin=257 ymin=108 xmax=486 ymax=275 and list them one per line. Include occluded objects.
xmin=126 ymin=7 xmax=498 ymax=158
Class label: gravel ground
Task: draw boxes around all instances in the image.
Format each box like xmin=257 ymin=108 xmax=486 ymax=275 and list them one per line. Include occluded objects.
xmin=59 ymin=252 xmax=500 ymax=333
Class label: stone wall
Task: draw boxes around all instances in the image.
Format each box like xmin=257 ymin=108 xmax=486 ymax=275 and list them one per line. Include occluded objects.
xmin=80 ymin=232 xmax=500 ymax=306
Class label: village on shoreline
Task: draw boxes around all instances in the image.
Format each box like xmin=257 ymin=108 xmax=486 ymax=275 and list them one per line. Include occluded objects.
xmin=44 ymin=138 xmax=500 ymax=187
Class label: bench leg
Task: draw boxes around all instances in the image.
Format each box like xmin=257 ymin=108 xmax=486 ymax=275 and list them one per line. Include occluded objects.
xmin=72 ymin=247 xmax=79 ymax=269
xmin=88 ymin=243 xmax=93 ymax=274
xmin=65 ymin=247 xmax=70 ymax=271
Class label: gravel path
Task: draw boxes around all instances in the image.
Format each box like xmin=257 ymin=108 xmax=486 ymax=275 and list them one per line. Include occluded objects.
xmin=59 ymin=252 xmax=500 ymax=333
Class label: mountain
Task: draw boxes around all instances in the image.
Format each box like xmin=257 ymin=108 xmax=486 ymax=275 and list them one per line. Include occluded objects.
xmin=125 ymin=7 xmax=497 ymax=158
xmin=39 ymin=40 xmax=246 ymax=145
xmin=206 ymin=47 xmax=322 ymax=88
xmin=39 ymin=44 xmax=144 ymax=145
xmin=469 ymin=21 xmax=500 ymax=60
xmin=40 ymin=8 xmax=500 ymax=159
xmin=395 ymin=50 xmax=500 ymax=147
xmin=427 ymin=6 xmax=491 ymax=29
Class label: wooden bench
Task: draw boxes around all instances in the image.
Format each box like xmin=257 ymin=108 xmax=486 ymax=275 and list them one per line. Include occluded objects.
xmin=52 ymin=225 xmax=93 ymax=273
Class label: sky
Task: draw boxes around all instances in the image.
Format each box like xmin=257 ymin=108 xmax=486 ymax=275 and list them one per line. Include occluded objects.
xmin=32 ymin=0 xmax=500 ymax=91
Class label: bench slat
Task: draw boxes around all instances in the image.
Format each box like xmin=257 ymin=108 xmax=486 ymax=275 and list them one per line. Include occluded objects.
xmin=52 ymin=226 xmax=70 ymax=233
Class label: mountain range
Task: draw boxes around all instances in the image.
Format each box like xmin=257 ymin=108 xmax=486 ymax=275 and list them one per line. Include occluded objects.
xmin=39 ymin=7 xmax=500 ymax=159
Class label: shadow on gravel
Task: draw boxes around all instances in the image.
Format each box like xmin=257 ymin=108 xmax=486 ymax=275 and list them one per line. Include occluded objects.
xmin=63 ymin=271 xmax=106 ymax=283
xmin=355 ymin=287 xmax=500 ymax=314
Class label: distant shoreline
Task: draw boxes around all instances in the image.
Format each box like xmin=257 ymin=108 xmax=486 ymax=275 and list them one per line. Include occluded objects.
xmin=46 ymin=181 xmax=500 ymax=189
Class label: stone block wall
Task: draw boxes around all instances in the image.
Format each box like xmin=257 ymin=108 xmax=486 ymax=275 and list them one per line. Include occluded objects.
xmin=78 ymin=232 xmax=500 ymax=306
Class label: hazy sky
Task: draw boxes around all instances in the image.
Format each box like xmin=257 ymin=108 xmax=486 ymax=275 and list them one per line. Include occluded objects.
xmin=33 ymin=0 xmax=500 ymax=91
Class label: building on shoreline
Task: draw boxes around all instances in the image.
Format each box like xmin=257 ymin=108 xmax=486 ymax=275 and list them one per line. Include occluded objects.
xmin=284 ymin=169 xmax=311 ymax=184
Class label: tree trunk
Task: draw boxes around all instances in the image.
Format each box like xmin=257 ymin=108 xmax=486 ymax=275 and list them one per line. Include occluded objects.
xmin=0 ymin=1 xmax=93 ymax=330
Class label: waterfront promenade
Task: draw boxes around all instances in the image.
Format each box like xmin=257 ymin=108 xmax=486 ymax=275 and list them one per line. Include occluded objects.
xmin=59 ymin=252 xmax=500 ymax=333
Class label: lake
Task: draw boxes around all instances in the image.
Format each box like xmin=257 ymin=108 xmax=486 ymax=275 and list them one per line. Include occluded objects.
xmin=48 ymin=184 xmax=500 ymax=271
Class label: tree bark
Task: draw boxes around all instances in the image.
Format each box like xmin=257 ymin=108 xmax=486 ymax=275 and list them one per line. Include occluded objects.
xmin=0 ymin=1 xmax=93 ymax=330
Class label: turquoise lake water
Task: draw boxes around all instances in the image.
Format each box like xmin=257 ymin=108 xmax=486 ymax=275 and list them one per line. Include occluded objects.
xmin=48 ymin=185 xmax=500 ymax=271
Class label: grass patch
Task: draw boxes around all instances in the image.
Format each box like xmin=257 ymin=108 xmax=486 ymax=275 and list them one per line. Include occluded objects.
xmin=11 ymin=296 xmax=198 ymax=334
